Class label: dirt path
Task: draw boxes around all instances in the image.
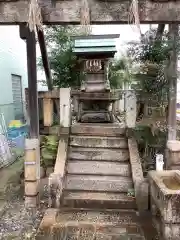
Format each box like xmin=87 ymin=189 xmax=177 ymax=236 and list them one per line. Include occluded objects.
xmin=0 ymin=161 xmax=48 ymax=240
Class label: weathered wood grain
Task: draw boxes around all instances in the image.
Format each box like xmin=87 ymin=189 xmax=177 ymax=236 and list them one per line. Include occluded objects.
xmin=1 ymin=0 xmax=180 ymax=23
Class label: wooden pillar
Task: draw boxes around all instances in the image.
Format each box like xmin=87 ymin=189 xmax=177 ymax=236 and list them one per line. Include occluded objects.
xmin=20 ymin=24 xmax=40 ymax=207
xmin=43 ymin=98 xmax=53 ymax=126
xmin=20 ymin=24 xmax=39 ymax=137
xmin=167 ymin=24 xmax=178 ymax=140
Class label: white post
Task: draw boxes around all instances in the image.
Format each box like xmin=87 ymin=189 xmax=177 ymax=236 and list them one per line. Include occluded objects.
xmin=60 ymin=88 xmax=71 ymax=127
xmin=156 ymin=154 xmax=164 ymax=171
xmin=125 ymin=90 xmax=137 ymax=128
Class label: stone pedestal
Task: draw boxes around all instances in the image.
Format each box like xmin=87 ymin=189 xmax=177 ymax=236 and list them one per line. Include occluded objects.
xmin=166 ymin=140 xmax=180 ymax=170
xmin=148 ymin=170 xmax=180 ymax=240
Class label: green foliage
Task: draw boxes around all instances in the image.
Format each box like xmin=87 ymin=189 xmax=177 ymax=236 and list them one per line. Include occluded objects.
xmin=38 ymin=26 xmax=91 ymax=88
xmin=108 ymin=56 xmax=137 ymax=89
xmin=40 ymin=135 xmax=59 ymax=167
xmin=127 ymin=27 xmax=180 ymax=95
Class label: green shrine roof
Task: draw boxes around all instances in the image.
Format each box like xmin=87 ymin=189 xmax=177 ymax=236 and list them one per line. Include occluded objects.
xmin=72 ymin=34 xmax=119 ymax=55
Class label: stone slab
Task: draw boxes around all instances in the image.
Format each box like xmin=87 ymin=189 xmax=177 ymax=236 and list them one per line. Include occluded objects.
xmin=65 ymin=175 xmax=133 ymax=192
xmin=69 ymin=147 xmax=129 ymax=162
xmin=70 ymin=135 xmax=128 ymax=148
xmin=71 ymin=123 xmax=126 ymax=136
xmin=67 ymin=161 xmax=131 ymax=177
xmin=63 ymin=191 xmax=137 ymax=210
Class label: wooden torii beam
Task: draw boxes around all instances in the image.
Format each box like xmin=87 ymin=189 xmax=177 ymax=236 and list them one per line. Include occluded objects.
xmin=36 ymin=27 xmax=53 ymax=90
xmin=1 ymin=0 xmax=180 ymax=24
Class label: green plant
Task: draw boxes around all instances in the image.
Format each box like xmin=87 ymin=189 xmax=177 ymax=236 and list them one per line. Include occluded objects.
xmin=38 ymin=26 xmax=91 ymax=88
xmin=40 ymin=135 xmax=59 ymax=168
xmin=127 ymin=188 xmax=135 ymax=197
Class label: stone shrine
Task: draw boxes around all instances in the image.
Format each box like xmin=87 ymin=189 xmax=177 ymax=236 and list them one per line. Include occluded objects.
xmin=72 ymin=34 xmax=119 ymax=123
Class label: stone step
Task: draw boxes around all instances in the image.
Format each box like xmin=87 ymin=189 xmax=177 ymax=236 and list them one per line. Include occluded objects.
xmin=70 ymin=135 xmax=128 ymax=149
xmin=85 ymin=82 xmax=106 ymax=92
xmin=69 ymin=147 xmax=129 ymax=162
xmin=65 ymin=174 xmax=133 ymax=192
xmin=62 ymin=191 xmax=137 ymax=209
xmin=58 ymin=208 xmax=138 ymax=225
xmin=86 ymin=79 xmax=104 ymax=84
xmin=81 ymin=112 xmax=111 ymax=123
xmin=37 ymin=209 xmax=145 ymax=240
xmin=67 ymin=160 xmax=131 ymax=177
xmin=71 ymin=123 xmax=126 ymax=136
xmin=54 ymin=208 xmax=145 ymax=239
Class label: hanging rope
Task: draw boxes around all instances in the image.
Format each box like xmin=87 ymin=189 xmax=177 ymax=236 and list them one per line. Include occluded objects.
xmin=128 ymin=0 xmax=142 ymax=37
xmin=28 ymin=0 xmax=43 ymax=32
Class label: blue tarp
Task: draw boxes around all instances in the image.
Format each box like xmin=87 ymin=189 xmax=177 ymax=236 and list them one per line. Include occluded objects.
xmin=7 ymin=125 xmax=29 ymax=149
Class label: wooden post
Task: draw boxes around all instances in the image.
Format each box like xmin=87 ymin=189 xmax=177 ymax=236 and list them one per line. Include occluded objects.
xmin=43 ymin=98 xmax=53 ymax=126
xmin=60 ymin=88 xmax=71 ymax=128
xmin=20 ymin=24 xmax=40 ymax=207
xmin=167 ymin=24 xmax=178 ymax=140
xmin=20 ymin=24 xmax=39 ymax=138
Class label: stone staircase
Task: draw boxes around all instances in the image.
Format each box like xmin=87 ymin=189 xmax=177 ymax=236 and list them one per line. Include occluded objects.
xmin=51 ymin=123 xmax=146 ymax=239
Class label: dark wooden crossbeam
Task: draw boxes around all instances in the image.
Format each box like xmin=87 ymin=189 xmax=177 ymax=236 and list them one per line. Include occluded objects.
xmin=1 ymin=0 xmax=180 ymax=24
xmin=36 ymin=27 xmax=53 ymax=90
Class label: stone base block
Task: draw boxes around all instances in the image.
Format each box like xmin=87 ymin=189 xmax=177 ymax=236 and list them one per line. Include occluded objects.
xmin=25 ymin=181 xmax=39 ymax=196
xmin=48 ymin=173 xmax=63 ymax=208
xmin=36 ymin=208 xmax=59 ymax=239
xmin=25 ymin=193 xmax=40 ymax=208
xmin=153 ymin=217 xmax=180 ymax=240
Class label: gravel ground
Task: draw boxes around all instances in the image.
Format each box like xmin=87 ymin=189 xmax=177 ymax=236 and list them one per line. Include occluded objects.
xmin=0 ymin=179 xmax=48 ymax=240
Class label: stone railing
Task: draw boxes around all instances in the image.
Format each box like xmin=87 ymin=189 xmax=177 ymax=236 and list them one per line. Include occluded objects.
xmin=128 ymin=137 xmax=148 ymax=212
xmin=48 ymin=137 xmax=68 ymax=208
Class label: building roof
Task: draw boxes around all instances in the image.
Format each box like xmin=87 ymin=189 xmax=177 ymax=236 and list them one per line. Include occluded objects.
xmin=72 ymin=34 xmax=120 ymax=56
